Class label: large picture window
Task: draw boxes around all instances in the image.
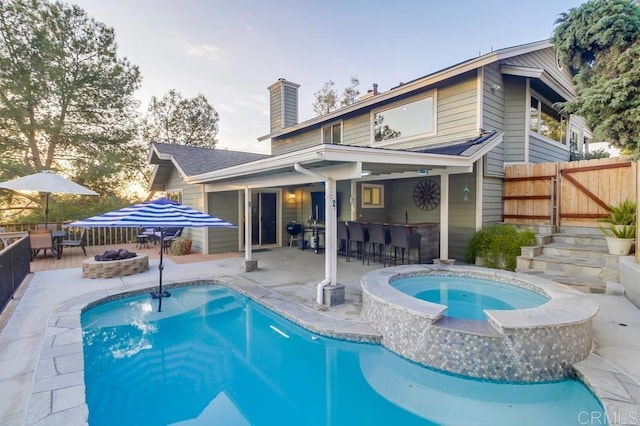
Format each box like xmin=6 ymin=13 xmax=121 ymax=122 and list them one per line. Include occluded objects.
xmin=373 ymin=94 xmax=435 ymax=144
xmin=530 ymin=96 xmax=567 ymax=144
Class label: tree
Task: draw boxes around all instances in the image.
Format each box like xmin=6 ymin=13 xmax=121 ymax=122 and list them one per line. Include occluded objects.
xmin=0 ymin=0 xmax=141 ymax=179
xmin=312 ymin=76 xmax=360 ymax=116
xmin=141 ymin=90 xmax=219 ymax=147
xmin=553 ymin=0 xmax=640 ymax=155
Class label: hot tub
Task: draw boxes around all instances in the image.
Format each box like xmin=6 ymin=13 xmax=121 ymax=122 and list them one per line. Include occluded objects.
xmin=361 ymin=265 xmax=599 ymax=382
xmin=391 ymin=275 xmax=548 ymax=321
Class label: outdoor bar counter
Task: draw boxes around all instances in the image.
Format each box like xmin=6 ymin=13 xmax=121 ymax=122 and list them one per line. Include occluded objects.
xmin=356 ymin=221 xmax=440 ymax=263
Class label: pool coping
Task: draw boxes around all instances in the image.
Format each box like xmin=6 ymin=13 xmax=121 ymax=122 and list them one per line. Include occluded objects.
xmin=24 ymin=272 xmax=640 ymax=425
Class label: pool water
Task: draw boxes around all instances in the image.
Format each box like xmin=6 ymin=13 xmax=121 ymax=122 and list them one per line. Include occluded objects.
xmin=82 ymin=285 xmax=603 ymax=425
xmin=392 ymin=276 xmax=549 ymax=320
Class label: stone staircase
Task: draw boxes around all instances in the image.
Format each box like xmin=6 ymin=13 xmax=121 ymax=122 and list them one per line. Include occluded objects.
xmin=516 ymin=226 xmax=624 ymax=294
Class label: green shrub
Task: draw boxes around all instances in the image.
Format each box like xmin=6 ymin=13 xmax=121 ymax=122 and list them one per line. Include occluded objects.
xmin=464 ymin=224 xmax=537 ymax=271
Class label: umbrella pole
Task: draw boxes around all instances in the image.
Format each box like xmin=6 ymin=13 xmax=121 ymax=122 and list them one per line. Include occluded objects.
xmin=151 ymin=227 xmax=171 ymax=311
xmin=45 ymin=193 xmax=50 ymax=227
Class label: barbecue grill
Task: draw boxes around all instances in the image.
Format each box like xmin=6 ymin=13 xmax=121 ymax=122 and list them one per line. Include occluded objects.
xmin=286 ymin=222 xmax=303 ymax=247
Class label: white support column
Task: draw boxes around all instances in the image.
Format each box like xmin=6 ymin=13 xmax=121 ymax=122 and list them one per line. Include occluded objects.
xmin=243 ymin=187 xmax=258 ymax=271
xmin=245 ymin=187 xmax=251 ymax=260
xmin=350 ymin=179 xmax=357 ymax=221
xmin=325 ymin=178 xmax=337 ymax=286
xmin=440 ymin=172 xmax=450 ymax=260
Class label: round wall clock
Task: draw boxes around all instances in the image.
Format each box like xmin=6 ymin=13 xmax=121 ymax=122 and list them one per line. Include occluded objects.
xmin=413 ymin=180 xmax=440 ymax=211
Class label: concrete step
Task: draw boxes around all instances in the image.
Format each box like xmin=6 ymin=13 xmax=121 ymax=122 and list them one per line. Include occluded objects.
xmin=551 ymin=233 xmax=608 ymax=249
xmin=517 ymin=254 xmax=619 ymax=282
xmin=517 ymin=269 xmax=613 ymax=294
xmin=541 ymin=242 xmax=609 ymax=260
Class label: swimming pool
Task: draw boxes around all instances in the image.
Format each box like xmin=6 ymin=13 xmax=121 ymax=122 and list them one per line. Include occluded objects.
xmin=391 ymin=275 xmax=548 ymax=320
xmin=82 ymin=284 xmax=604 ymax=425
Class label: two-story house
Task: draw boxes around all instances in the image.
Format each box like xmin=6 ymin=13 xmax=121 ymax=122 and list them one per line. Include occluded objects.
xmin=149 ymin=39 xmax=589 ymax=284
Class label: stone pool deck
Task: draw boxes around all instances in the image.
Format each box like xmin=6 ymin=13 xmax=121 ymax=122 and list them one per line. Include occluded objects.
xmin=1 ymin=248 xmax=639 ymax=425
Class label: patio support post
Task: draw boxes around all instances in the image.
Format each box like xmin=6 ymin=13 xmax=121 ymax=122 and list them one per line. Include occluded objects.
xmin=294 ymin=163 xmax=336 ymax=305
xmin=440 ymin=172 xmax=450 ymax=260
xmin=325 ymin=177 xmax=337 ymax=288
xmin=243 ymin=187 xmax=258 ymax=272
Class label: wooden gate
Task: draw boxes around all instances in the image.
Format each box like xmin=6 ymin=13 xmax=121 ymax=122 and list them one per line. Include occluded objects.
xmin=504 ymin=158 xmax=637 ymax=228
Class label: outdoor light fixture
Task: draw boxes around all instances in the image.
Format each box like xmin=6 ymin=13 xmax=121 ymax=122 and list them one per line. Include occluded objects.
xmin=361 ymin=170 xmax=371 ymax=177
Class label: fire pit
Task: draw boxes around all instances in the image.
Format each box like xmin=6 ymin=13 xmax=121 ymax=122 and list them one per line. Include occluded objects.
xmin=82 ymin=250 xmax=149 ymax=279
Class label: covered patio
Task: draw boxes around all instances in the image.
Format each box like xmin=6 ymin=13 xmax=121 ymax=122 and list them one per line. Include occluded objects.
xmin=182 ymin=131 xmax=504 ymax=304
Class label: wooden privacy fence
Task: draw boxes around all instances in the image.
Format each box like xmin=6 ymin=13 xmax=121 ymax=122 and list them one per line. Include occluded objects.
xmin=503 ymin=158 xmax=637 ymax=228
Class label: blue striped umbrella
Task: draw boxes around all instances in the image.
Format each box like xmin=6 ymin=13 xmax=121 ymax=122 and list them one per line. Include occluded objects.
xmin=71 ymin=197 xmax=237 ymax=311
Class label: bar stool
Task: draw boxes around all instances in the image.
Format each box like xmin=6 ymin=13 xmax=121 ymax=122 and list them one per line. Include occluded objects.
xmin=366 ymin=222 xmax=389 ymax=266
xmin=347 ymin=222 xmax=368 ymax=264
xmin=389 ymin=225 xmax=421 ymax=265
xmin=337 ymin=221 xmax=350 ymax=260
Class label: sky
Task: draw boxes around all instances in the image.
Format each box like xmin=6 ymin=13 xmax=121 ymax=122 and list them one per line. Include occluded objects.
xmin=70 ymin=0 xmax=586 ymax=154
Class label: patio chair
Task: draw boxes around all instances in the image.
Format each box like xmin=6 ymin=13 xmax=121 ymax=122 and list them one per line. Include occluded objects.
xmin=160 ymin=227 xmax=183 ymax=254
xmin=141 ymin=227 xmax=158 ymax=245
xmin=60 ymin=227 xmax=87 ymax=256
xmin=28 ymin=230 xmax=58 ymax=260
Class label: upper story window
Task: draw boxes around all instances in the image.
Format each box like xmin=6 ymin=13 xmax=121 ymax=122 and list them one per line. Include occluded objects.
xmin=529 ymin=96 xmax=567 ymax=144
xmin=372 ymin=93 xmax=435 ymax=145
xmin=322 ymin=122 xmax=342 ymax=144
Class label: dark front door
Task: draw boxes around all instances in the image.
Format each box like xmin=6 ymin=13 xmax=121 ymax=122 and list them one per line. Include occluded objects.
xmin=250 ymin=191 xmax=278 ymax=246
xmin=260 ymin=192 xmax=277 ymax=245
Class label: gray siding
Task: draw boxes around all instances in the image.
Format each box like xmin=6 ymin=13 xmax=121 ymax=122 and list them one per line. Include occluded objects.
xmin=283 ymin=85 xmax=298 ymax=128
xmin=271 ymin=128 xmax=321 ymax=156
xmin=166 ymin=168 xmax=206 ymax=253
xmin=529 ymin=135 xmax=569 ymax=163
xmin=449 ymin=173 xmax=477 ymax=260
xmin=503 ymin=75 xmax=526 ymax=162
xmin=270 ymin=86 xmax=282 ymax=133
xmin=481 ymin=64 xmax=506 ymax=178
xmin=482 ymin=63 xmax=505 ymax=131
xmin=482 ymin=176 xmax=504 ymax=225
xmin=207 ymin=191 xmax=240 ymax=254
xmin=342 ymin=114 xmax=370 ymax=146
xmin=504 ymin=47 xmax=575 ymax=95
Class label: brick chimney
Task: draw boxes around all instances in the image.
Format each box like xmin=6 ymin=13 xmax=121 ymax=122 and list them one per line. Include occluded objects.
xmin=268 ymin=78 xmax=300 ymax=133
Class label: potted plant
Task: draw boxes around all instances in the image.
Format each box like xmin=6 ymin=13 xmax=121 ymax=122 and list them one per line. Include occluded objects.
xmin=170 ymin=236 xmax=192 ymax=256
xmin=599 ymin=200 xmax=637 ymax=255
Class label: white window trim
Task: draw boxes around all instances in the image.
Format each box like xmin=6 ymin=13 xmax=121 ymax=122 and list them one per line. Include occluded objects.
xmin=529 ymin=90 xmax=569 ymax=148
xmin=361 ymin=183 xmax=384 ymax=208
xmin=321 ymin=120 xmax=343 ymax=144
xmin=370 ymin=90 xmax=437 ymax=147
xmin=166 ymin=189 xmax=183 ymax=203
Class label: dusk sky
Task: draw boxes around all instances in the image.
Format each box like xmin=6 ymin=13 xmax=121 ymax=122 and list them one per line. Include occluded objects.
xmin=70 ymin=0 xmax=586 ymax=154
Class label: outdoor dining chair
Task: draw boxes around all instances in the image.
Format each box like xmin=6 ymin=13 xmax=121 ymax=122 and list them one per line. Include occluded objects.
xmin=28 ymin=230 xmax=58 ymax=260
xmin=60 ymin=227 xmax=87 ymax=256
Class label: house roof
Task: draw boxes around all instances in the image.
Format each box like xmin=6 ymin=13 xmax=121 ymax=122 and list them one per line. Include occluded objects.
xmin=258 ymin=39 xmax=554 ymax=142
xmin=418 ymin=130 xmax=498 ymax=156
xmin=148 ymin=143 xmax=271 ymax=191
xmin=185 ymin=131 xmax=504 ymax=191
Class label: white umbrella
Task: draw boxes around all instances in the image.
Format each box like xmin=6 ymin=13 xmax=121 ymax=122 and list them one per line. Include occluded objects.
xmin=70 ymin=197 xmax=237 ymax=311
xmin=0 ymin=170 xmax=98 ymax=226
